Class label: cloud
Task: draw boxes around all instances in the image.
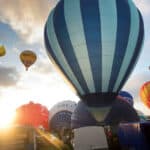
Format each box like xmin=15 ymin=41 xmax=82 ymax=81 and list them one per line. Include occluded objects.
xmin=123 ymin=71 xmax=149 ymax=104
xmin=0 ymin=66 xmax=20 ymax=87
xmin=33 ymin=52 xmax=55 ymax=74
xmin=133 ymin=0 xmax=150 ymax=15
xmin=0 ymin=0 xmax=58 ymax=44
xmin=122 ymin=71 xmax=150 ymax=114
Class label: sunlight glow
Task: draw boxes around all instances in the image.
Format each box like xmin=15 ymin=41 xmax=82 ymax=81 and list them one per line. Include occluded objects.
xmin=0 ymin=103 xmax=16 ymax=128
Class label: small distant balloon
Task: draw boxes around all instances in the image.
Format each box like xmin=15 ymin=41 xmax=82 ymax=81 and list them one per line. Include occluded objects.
xmin=20 ymin=50 xmax=37 ymax=71
xmin=0 ymin=45 xmax=6 ymax=57
xmin=140 ymin=81 xmax=150 ymax=108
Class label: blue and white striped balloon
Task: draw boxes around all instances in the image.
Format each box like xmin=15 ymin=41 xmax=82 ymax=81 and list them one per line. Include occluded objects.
xmin=44 ymin=0 xmax=144 ymax=106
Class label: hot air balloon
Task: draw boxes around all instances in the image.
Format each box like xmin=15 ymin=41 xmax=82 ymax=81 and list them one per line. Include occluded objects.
xmin=15 ymin=101 xmax=49 ymax=130
xmin=0 ymin=45 xmax=6 ymax=57
xmin=118 ymin=91 xmax=134 ymax=106
xmin=49 ymin=100 xmax=76 ymax=146
xmin=20 ymin=50 xmax=37 ymax=71
xmin=44 ymin=0 xmax=144 ymax=124
xmin=140 ymin=81 xmax=150 ymax=108
xmin=49 ymin=101 xmax=76 ymax=134
xmin=71 ymin=101 xmax=98 ymax=129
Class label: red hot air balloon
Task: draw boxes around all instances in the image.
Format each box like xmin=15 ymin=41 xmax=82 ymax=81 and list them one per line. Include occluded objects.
xmin=15 ymin=101 xmax=49 ymax=130
xmin=140 ymin=81 xmax=150 ymax=108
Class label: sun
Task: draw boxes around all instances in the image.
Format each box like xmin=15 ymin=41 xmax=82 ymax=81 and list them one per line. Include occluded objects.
xmin=0 ymin=104 xmax=16 ymax=128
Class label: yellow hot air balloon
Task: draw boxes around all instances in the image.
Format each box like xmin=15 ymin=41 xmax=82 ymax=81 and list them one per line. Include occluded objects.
xmin=0 ymin=45 xmax=6 ymax=57
xmin=20 ymin=50 xmax=37 ymax=71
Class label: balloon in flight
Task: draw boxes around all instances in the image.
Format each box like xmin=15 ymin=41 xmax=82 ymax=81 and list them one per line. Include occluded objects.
xmin=20 ymin=50 xmax=37 ymax=71
xmin=44 ymin=0 xmax=144 ymax=123
xmin=140 ymin=81 xmax=150 ymax=108
xmin=0 ymin=45 xmax=6 ymax=57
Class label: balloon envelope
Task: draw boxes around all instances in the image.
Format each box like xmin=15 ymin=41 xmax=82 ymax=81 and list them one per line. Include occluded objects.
xmin=0 ymin=45 xmax=6 ymax=57
xmin=140 ymin=81 xmax=150 ymax=108
xmin=71 ymin=101 xmax=98 ymax=129
xmin=15 ymin=101 xmax=49 ymax=130
xmin=20 ymin=50 xmax=37 ymax=71
xmin=45 ymin=0 xmax=144 ymax=101
xmin=44 ymin=0 xmax=144 ymax=121
xmin=104 ymin=98 xmax=139 ymax=125
xmin=118 ymin=91 xmax=134 ymax=106
xmin=49 ymin=101 xmax=76 ymax=132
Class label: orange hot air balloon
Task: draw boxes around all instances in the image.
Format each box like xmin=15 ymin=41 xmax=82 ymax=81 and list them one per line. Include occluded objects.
xmin=20 ymin=50 xmax=37 ymax=71
xmin=140 ymin=81 xmax=150 ymax=108
xmin=0 ymin=45 xmax=6 ymax=57
xmin=15 ymin=101 xmax=49 ymax=130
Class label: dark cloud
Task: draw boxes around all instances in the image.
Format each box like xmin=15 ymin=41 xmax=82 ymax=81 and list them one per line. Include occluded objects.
xmin=0 ymin=66 xmax=20 ymax=87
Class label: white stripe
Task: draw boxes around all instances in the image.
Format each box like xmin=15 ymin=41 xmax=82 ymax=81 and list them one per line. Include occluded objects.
xmin=64 ymin=0 xmax=95 ymax=93
xmin=99 ymin=0 xmax=117 ymax=92
xmin=46 ymin=10 xmax=85 ymax=95
xmin=113 ymin=1 xmax=139 ymax=92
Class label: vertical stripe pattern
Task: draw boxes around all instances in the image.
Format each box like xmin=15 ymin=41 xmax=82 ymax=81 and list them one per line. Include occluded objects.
xmin=46 ymin=10 xmax=85 ymax=95
xmin=45 ymin=0 xmax=144 ymax=102
xmin=64 ymin=0 xmax=95 ymax=93
xmin=53 ymin=0 xmax=89 ymax=93
xmin=108 ymin=0 xmax=131 ymax=91
xmin=99 ymin=0 xmax=117 ymax=92
xmin=80 ymin=0 xmax=102 ymax=92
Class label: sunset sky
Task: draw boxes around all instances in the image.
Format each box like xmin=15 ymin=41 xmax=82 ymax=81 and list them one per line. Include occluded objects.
xmin=0 ymin=0 xmax=150 ymax=116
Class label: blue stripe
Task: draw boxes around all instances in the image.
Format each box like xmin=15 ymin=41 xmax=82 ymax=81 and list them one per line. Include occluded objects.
xmin=80 ymin=0 xmax=102 ymax=92
xmin=108 ymin=0 xmax=131 ymax=91
xmin=53 ymin=0 xmax=89 ymax=93
xmin=44 ymin=24 xmax=79 ymax=93
xmin=118 ymin=11 xmax=144 ymax=91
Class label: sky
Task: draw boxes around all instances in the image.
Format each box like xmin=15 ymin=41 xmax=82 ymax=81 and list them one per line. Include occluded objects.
xmin=0 ymin=0 xmax=150 ymax=116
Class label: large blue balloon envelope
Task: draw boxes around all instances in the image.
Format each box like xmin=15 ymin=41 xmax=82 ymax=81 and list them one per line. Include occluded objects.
xmin=44 ymin=0 xmax=144 ymax=121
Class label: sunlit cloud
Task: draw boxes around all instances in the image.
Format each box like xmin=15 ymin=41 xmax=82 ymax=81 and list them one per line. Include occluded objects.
xmin=0 ymin=65 xmax=20 ymax=87
xmin=133 ymin=0 xmax=150 ymax=15
xmin=0 ymin=0 xmax=58 ymax=44
xmin=33 ymin=54 xmax=55 ymax=74
xmin=123 ymin=71 xmax=150 ymax=114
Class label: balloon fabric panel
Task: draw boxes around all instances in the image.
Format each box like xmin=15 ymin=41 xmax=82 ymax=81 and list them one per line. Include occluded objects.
xmin=140 ymin=81 xmax=150 ymax=108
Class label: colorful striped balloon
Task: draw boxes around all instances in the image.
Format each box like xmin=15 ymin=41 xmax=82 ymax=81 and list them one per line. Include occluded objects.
xmin=140 ymin=81 xmax=150 ymax=108
xmin=44 ymin=0 xmax=144 ymax=120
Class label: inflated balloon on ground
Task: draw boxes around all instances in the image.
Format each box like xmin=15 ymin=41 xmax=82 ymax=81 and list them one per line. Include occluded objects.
xmin=49 ymin=100 xmax=76 ymax=133
xmin=15 ymin=101 xmax=49 ymax=130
